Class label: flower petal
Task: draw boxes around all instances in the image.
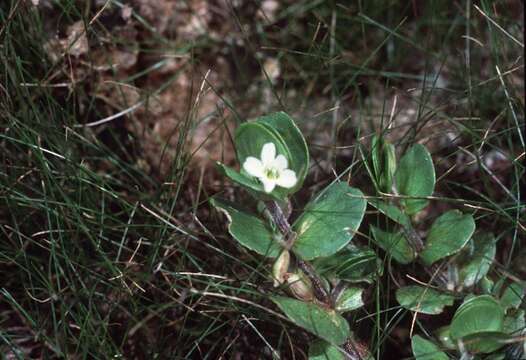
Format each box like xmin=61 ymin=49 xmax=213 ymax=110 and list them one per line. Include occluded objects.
xmin=261 ymin=178 xmax=276 ymax=193
xmin=273 ymin=154 xmax=288 ymax=170
xmin=276 ymin=169 xmax=297 ymax=188
xmin=243 ymin=157 xmax=264 ymax=177
xmin=261 ymin=142 xmax=276 ymax=165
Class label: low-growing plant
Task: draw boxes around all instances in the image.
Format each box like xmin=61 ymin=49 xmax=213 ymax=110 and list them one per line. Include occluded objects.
xmin=212 ymin=112 xmax=524 ymax=359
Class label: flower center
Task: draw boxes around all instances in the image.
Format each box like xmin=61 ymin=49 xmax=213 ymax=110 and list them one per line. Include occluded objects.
xmin=264 ymin=167 xmax=280 ymax=180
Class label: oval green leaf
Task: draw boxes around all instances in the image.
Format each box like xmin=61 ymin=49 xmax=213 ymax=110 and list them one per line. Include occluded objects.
xmin=292 ymin=182 xmax=366 ymax=260
xmin=312 ymin=245 xmax=382 ymax=284
xmin=419 ymin=210 xmax=476 ymax=266
xmin=503 ymin=309 xmax=525 ymax=335
xmin=394 ymin=144 xmax=435 ymax=215
xmin=457 ymin=233 xmax=496 ymax=288
xmin=396 ymin=285 xmax=455 ymax=315
xmin=210 ymin=197 xmax=280 ymax=257
xmin=411 ymin=335 xmax=448 ymax=360
xmin=309 ymin=338 xmax=372 ymax=360
xmin=484 ymin=354 xmax=506 ymax=360
xmin=450 ymin=295 xmax=505 ymax=340
xmin=500 ymin=283 xmax=525 ymax=311
xmin=271 ymin=296 xmax=350 ymax=345
xmin=370 ymin=226 xmax=415 ymax=264
xmin=308 ymin=340 xmax=345 ymax=360
xmin=216 ymin=162 xmax=264 ymax=193
xmin=368 ymin=199 xmax=411 ymax=227
xmin=461 ymin=332 xmax=508 ymax=354
xmin=435 ymin=326 xmax=455 ymax=350
xmin=335 ymin=287 xmax=364 ymax=313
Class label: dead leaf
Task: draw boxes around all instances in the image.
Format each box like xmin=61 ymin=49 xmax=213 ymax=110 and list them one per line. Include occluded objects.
xmin=63 ymin=21 xmax=89 ymax=57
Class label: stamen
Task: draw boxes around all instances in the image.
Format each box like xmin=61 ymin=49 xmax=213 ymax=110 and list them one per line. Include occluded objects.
xmin=265 ymin=167 xmax=280 ymax=179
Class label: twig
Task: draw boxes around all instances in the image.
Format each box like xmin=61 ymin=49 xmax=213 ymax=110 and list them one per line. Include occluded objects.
xmin=241 ymin=315 xmax=280 ymax=359
xmin=74 ymin=100 xmax=144 ymax=127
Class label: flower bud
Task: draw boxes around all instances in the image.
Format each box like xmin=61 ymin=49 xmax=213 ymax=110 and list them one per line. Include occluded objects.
xmin=272 ymin=250 xmax=290 ymax=287
xmin=371 ymin=135 xmax=397 ymax=193
xmin=284 ymin=272 xmax=314 ymax=302
xmin=383 ymin=142 xmax=396 ymax=192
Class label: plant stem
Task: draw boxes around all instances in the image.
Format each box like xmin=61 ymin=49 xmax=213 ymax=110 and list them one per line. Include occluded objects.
xmin=297 ymin=260 xmax=330 ymax=305
xmin=264 ymin=200 xmax=330 ymax=304
xmin=343 ymin=337 xmax=371 ymax=360
xmin=388 ymin=192 xmax=448 ymax=288
xmin=264 ymin=200 xmax=297 ymax=249
xmin=401 ymin=225 xmax=424 ymax=252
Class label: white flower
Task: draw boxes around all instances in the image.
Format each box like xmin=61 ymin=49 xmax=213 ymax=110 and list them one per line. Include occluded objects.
xmin=242 ymin=142 xmax=297 ymax=193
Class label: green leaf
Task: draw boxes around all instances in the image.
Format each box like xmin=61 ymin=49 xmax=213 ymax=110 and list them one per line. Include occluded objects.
xmin=457 ymin=233 xmax=496 ymax=288
xmin=312 ymin=245 xmax=382 ymax=284
xmin=210 ymin=197 xmax=281 ymax=257
xmin=480 ymin=276 xmax=495 ymax=294
xmin=271 ymin=296 xmax=350 ymax=345
xmin=450 ymin=295 xmax=505 ymax=340
xmin=461 ymin=332 xmax=508 ymax=354
xmin=503 ymin=309 xmax=525 ymax=335
xmin=436 ymin=326 xmax=455 ymax=350
xmin=335 ymin=287 xmax=364 ymax=313
xmin=419 ymin=210 xmax=476 ymax=266
xmin=257 ymin=112 xmax=309 ymax=192
xmin=484 ymin=354 xmax=506 ymax=360
xmin=411 ymin=335 xmax=448 ymax=360
xmin=437 ymin=316 xmax=509 ymax=353
xmin=370 ymin=226 xmax=415 ymax=264
xmin=396 ymin=286 xmax=455 ymax=315
xmin=293 ymin=182 xmax=366 ymax=260
xmin=216 ymin=162 xmax=266 ymax=193
xmin=308 ymin=340 xmax=345 ymax=360
xmin=371 ymin=135 xmax=396 ymax=193
xmin=394 ymin=144 xmax=435 ymax=214
xmin=368 ymin=199 xmax=411 ymax=227
xmin=492 ymin=278 xmax=506 ymax=298
xmin=309 ymin=338 xmax=372 ymax=360
xmin=500 ymin=283 xmax=525 ymax=310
